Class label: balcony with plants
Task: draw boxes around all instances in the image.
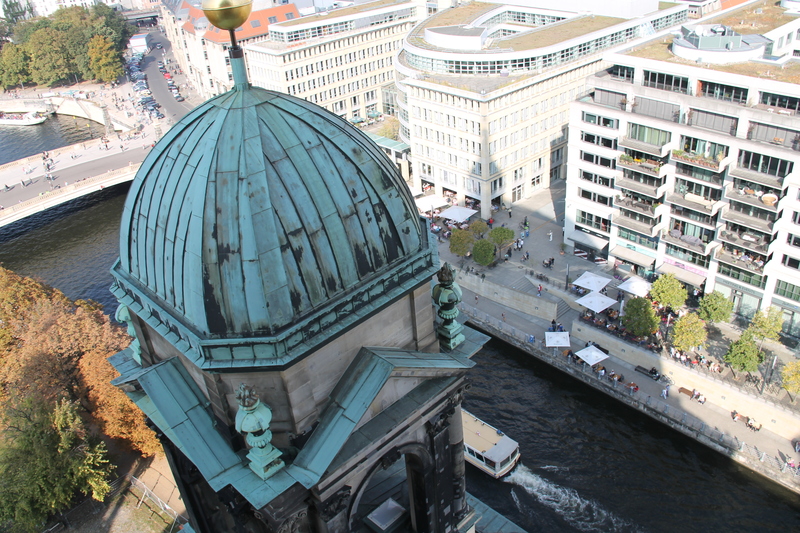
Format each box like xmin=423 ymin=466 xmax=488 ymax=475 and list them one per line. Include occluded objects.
xmin=715 ymin=244 xmax=768 ymax=275
xmin=615 ymin=190 xmax=662 ymax=217
xmin=667 ymin=179 xmax=723 ymax=215
xmin=671 ymin=149 xmax=725 ymax=171
xmin=617 ymin=150 xmax=666 ymax=178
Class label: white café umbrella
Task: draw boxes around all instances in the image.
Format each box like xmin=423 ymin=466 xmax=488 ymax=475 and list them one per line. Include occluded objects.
xmin=438 ymin=206 xmax=477 ymax=223
xmin=573 ymin=271 xmax=612 ymax=292
xmin=575 ymin=345 xmax=609 ymax=366
xmin=545 ymin=331 xmax=571 ymax=347
xmin=576 ymin=292 xmax=617 ymax=313
xmin=415 ymin=195 xmax=449 ymax=213
xmin=616 ymin=276 xmax=651 ymax=298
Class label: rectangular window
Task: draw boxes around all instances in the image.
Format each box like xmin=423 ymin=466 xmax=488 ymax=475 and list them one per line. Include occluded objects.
xmin=717 ymin=262 xmax=766 ymax=288
xmin=627 ymin=123 xmax=671 ymax=146
xmin=776 ymin=280 xmax=800 ymax=302
xmin=788 ymin=233 xmax=800 ymax=248
xmin=782 ymin=255 xmax=800 ymax=270
xmin=579 ymin=189 xmax=611 ymax=206
xmin=581 ymin=112 xmax=617 ymax=128
xmin=737 ymin=151 xmax=793 ymax=178
xmin=580 ymin=171 xmax=613 ymax=188
xmin=665 ymin=243 xmax=710 ymax=268
xmin=576 ymin=210 xmax=610 ymax=233
xmin=491 ymin=177 xmax=504 ymax=192
xmin=581 ymin=151 xmax=615 ymax=169
xmin=609 ymin=65 xmax=634 ymax=83
xmin=701 ymin=81 xmax=748 ymax=104
xmin=581 ymin=131 xmax=616 ymax=149
xmin=617 ymin=227 xmax=657 ymax=249
xmin=268 ymin=16 xmax=277 ymax=23
xmin=642 ymin=70 xmax=689 ymax=94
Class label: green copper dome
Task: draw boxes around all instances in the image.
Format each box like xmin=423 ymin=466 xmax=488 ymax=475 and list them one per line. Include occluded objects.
xmin=114 ymin=86 xmax=426 ymax=340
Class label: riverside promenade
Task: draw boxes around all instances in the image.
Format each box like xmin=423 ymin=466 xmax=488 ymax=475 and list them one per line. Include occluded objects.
xmin=435 ymin=179 xmax=800 ymax=495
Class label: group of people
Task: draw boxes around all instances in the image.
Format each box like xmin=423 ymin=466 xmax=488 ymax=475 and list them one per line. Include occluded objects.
xmin=549 ymin=319 xmax=564 ymax=332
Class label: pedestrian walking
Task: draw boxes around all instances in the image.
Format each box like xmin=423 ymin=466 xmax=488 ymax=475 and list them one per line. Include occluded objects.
xmin=480 ymin=273 xmax=485 ymax=283
xmin=661 ymin=388 xmax=667 ymax=399
xmin=501 ymin=313 xmax=506 ymax=322
xmin=548 ymin=230 xmax=553 ymax=241
xmin=537 ymin=284 xmax=542 ymax=296
xmin=523 ymin=216 xmax=528 ymax=226
xmin=474 ymin=295 xmax=478 ymax=305
xmin=508 ymin=208 xmax=512 ymax=218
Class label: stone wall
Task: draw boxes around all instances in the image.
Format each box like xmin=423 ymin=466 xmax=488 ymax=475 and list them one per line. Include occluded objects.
xmin=457 ymin=272 xmax=559 ymax=321
xmin=571 ymin=323 xmax=800 ymax=441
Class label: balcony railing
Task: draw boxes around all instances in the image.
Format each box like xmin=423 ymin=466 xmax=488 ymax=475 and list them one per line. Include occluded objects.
xmin=615 ymin=214 xmax=660 ymax=236
xmin=615 ymin=196 xmax=657 ymax=215
xmin=667 ymin=192 xmax=719 ymax=214
xmin=718 ymin=229 xmax=770 ymax=254
xmin=618 ymin=157 xmax=664 ymax=178
xmin=619 ymin=137 xmax=668 ymax=157
xmin=662 ymin=229 xmax=712 ymax=255
xmin=720 ymin=207 xmax=775 ymax=234
xmin=715 ymin=248 xmax=766 ymax=274
xmin=671 ymin=150 xmax=723 ymax=171
xmin=729 ymin=166 xmax=785 ymax=189
xmin=724 ymin=186 xmax=780 ymax=212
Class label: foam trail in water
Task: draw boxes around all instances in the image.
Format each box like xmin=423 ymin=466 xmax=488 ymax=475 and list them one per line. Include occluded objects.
xmin=539 ymin=464 xmax=570 ymax=473
xmin=506 ymin=464 xmax=641 ymax=532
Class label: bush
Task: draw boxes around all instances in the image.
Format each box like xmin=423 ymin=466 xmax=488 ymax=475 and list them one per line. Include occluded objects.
xmin=472 ymin=239 xmax=495 ymax=266
xmin=621 ymin=297 xmax=659 ymax=337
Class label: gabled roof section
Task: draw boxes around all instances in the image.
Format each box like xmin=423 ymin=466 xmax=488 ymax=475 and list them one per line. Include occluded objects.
xmin=108 ymin=345 xmax=472 ymax=508
xmin=288 ymin=347 xmax=474 ymax=487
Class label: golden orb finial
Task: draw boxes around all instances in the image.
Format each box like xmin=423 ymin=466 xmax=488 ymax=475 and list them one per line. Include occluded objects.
xmin=202 ymin=0 xmax=253 ymax=31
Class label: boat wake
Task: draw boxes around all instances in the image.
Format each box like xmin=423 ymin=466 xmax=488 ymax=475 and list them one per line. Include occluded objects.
xmin=538 ymin=464 xmax=570 ymax=473
xmin=505 ymin=464 xmax=642 ymax=532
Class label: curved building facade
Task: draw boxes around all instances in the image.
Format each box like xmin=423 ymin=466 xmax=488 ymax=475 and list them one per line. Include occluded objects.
xmin=396 ymin=1 xmax=687 ymax=219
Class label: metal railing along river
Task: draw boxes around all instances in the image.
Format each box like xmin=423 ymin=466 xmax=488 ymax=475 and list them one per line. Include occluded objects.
xmin=456 ymin=302 xmax=800 ymax=487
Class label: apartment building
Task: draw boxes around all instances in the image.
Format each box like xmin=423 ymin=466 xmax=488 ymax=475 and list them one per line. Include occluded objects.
xmin=395 ymin=0 xmax=688 ymax=220
xmin=564 ymin=0 xmax=800 ymax=334
xmin=245 ymin=0 xmax=444 ymax=121
xmin=161 ymin=0 xmax=299 ymax=99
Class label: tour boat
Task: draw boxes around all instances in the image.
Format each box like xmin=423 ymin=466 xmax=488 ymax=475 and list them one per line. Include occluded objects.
xmin=0 ymin=111 xmax=48 ymax=125
xmin=462 ymin=409 xmax=520 ymax=478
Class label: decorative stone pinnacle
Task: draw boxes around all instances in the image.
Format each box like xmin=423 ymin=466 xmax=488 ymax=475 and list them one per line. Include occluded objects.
xmin=234 ymin=383 xmax=285 ymax=480
xmin=235 ymin=382 xmax=259 ymax=408
xmin=432 ymin=262 xmax=465 ymax=350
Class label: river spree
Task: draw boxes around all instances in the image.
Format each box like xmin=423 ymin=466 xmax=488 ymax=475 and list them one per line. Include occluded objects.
xmin=0 ymin=189 xmax=798 ymax=532
xmin=0 ymin=114 xmax=106 ymax=166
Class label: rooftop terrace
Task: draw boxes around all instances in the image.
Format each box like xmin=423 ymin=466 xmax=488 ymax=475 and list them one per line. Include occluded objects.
xmin=625 ymin=36 xmax=800 ymax=84
xmin=493 ymin=15 xmax=625 ymax=50
xmin=706 ymin=0 xmax=797 ymax=33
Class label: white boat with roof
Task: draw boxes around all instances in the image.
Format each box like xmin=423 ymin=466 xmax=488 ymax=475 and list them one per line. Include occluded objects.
xmin=0 ymin=111 xmax=47 ymax=125
xmin=462 ymin=409 xmax=520 ymax=478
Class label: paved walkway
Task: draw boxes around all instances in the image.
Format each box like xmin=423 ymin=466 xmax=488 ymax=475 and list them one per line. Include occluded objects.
xmin=431 ymin=181 xmax=800 ymax=475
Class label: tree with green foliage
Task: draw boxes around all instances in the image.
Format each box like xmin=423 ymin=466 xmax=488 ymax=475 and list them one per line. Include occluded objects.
xmin=488 ymin=227 xmax=514 ymax=259
xmin=0 ymin=398 xmax=112 ymax=532
xmin=747 ymin=307 xmax=782 ymax=351
xmin=697 ymin=291 xmax=733 ymax=324
xmin=88 ymin=34 xmax=121 ymax=82
xmin=649 ymin=273 xmax=687 ymax=311
xmin=377 ymin=116 xmax=399 ymax=140
xmin=26 ymin=28 xmax=71 ymax=86
xmin=724 ymin=330 xmax=762 ymax=373
xmin=449 ymin=228 xmax=474 ymax=257
xmin=468 ymin=219 xmax=488 ymax=240
xmin=621 ymin=297 xmax=659 ymax=337
xmin=0 ymin=43 xmax=30 ymax=89
xmin=781 ymin=361 xmax=800 ymax=395
xmin=671 ymin=312 xmax=707 ymax=353
xmin=472 ymin=239 xmax=495 ymax=266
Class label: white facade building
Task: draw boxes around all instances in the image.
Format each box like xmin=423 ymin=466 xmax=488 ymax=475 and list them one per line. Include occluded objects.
xmin=564 ymin=1 xmax=800 ymax=334
xmin=396 ymin=0 xmax=689 ymax=219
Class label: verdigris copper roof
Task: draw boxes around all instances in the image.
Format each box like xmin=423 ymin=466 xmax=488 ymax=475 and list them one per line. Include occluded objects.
xmin=114 ymin=86 xmax=428 ymax=346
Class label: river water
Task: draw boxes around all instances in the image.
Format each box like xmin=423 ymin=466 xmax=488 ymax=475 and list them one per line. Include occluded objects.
xmin=0 ymin=113 xmax=106 ymax=166
xmin=0 ymin=183 xmax=798 ymax=532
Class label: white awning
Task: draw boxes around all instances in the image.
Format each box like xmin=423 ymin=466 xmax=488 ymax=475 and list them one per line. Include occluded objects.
xmin=575 ymin=345 xmax=609 ymax=366
xmin=407 ymin=186 xmax=423 ymax=197
xmin=570 ymin=230 xmax=609 ymax=251
xmin=616 ymin=276 xmax=651 ymax=298
xmin=573 ymin=272 xmax=612 ymax=292
xmin=576 ymin=292 xmax=617 ymax=313
xmin=545 ymin=332 xmax=571 ymax=347
xmin=415 ymin=195 xmax=449 ymax=212
xmin=657 ymin=262 xmax=706 ymax=288
xmin=611 ymin=246 xmax=655 ymax=268
xmin=438 ymin=206 xmax=477 ymax=223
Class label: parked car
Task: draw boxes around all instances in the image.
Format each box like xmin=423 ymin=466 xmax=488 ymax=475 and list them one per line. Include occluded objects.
xmin=174 ymin=96 xmax=185 ymax=102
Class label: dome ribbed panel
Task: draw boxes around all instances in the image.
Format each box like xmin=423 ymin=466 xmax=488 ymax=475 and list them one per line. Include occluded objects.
xmin=118 ymin=87 xmax=422 ymax=338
